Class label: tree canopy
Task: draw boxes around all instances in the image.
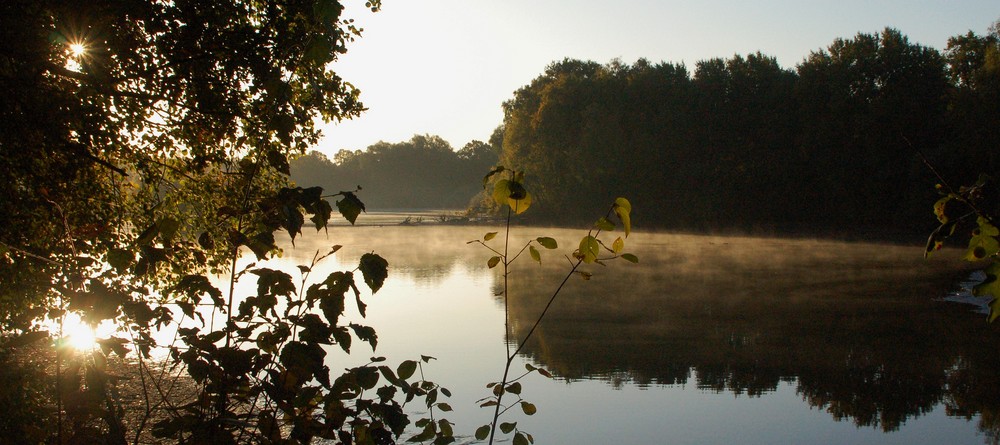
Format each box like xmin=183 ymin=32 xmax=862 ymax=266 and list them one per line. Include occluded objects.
xmin=0 ymin=0 xmax=377 ymax=327
xmin=498 ymin=27 xmax=1000 ymax=239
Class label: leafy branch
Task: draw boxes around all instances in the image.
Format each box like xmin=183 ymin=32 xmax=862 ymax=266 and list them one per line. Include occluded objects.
xmin=470 ymin=167 xmax=636 ymax=444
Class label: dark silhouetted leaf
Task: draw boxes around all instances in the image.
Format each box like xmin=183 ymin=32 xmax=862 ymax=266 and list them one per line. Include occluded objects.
xmin=359 ymin=253 xmax=388 ymax=294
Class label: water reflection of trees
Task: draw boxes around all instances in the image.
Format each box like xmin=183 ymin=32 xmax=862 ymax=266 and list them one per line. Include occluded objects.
xmin=290 ymin=227 xmax=1000 ymax=438
xmin=500 ymin=233 xmax=999 ymax=434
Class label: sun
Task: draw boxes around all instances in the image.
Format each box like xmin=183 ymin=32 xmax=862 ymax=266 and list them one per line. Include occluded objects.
xmin=68 ymin=42 xmax=86 ymax=57
xmin=54 ymin=312 xmax=114 ymax=352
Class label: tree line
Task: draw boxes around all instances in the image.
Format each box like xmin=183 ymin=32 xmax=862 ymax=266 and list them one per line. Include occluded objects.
xmin=291 ymin=133 xmax=500 ymax=209
xmin=494 ymin=26 xmax=1000 ymax=240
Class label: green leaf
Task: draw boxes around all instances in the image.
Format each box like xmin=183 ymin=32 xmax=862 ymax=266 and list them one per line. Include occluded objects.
xmin=492 ymin=179 xmax=513 ymax=207
xmin=436 ymin=403 xmax=453 ymax=412
xmin=529 ymin=246 xmax=541 ymax=264
xmin=520 ymin=401 xmax=537 ymax=415
xmin=536 ymin=237 xmax=558 ymax=249
xmin=612 ymin=237 xmax=624 ymax=254
xmin=933 ymin=195 xmax=954 ymax=223
xmin=965 ymin=233 xmax=1000 ymax=261
xmin=475 ymin=425 xmax=491 ymax=440
xmin=595 ymin=217 xmax=615 ymax=231
xmin=397 ymin=360 xmax=417 ymax=380
xmin=614 ymin=197 xmax=632 ymax=237
xmin=499 ymin=422 xmax=517 ymax=434
xmin=488 ymin=256 xmax=501 ymax=268
xmin=973 ymin=263 xmax=1000 ymax=301
xmin=621 ymin=253 xmax=639 ymax=263
xmin=492 ymin=178 xmax=532 ymax=214
xmin=579 ymin=236 xmax=600 ymax=263
xmin=359 ymin=253 xmax=389 ymax=293
xmin=484 ymin=232 xmax=498 ymax=241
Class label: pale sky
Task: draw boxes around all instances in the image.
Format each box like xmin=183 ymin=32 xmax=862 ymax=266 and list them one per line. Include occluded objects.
xmin=317 ymin=0 xmax=999 ymax=156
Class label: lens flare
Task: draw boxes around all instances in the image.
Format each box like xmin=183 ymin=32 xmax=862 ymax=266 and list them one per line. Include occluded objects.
xmin=56 ymin=312 xmax=108 ymax=351
xmin=69 ymin=42 xmax=86 ymax=57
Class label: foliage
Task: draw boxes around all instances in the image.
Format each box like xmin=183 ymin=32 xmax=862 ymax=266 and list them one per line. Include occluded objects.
xmin=289 ymin=134 xmax=500 ymax=210
xmin=0 ymin=1 xmax=458 ymax=443
xmin=468 ymin=167 xmax=636 ymax=444
xmin=498 ymin=25 xmax=999 ymax=238
xmin=926 ymin=173 xmax=1000 ymax=322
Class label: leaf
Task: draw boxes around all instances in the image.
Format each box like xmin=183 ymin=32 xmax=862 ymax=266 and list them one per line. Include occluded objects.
xmin=612 ymin=237 xmax=624 ymax=254
xmin=933 ymin=195 xmax=954 ymax=223
xmin=966 ymin=218 xmax=1000 ymax=261
xmin=595 ymin=217 xmax=615 ymax=231
xmin=579 ymin=236 xmax=600 ymax=263
xmin=614 ymin=197 xmax=632 ymax=237
xmin=506 ymin=382 xmax=522 ymax=395
xmin=925 ymin=220 xmax=957 ymax=258
xmin=492 ymin=178 xmax=532 ymax=214
xmin=350 ymin=323 xmax=378 ymax=350
xmin=436 ymin=403 xmax=453 ymax=412
xmin=484 ymin=232 xmax=498 ymax=241
xmin=499 ymin=422 xmax=517 ymax=434
xmin=492 ymin=179 xmax=513 ymax=207
xmin=475 ymin=425 xmax=491 ymax=440
xmin=488 ymin=256 xmax=501 ymax=268
xmin=510 ymin=189 xmax=532 ymax=215
xmin=107 ymin=248 xmax=133 ymax=273
xmin=973 ymin=263 xmax=1000 ymax=300
xmin=359 ymin=253 xmax=389 ymax=293
xmin=536 ymin=237 xmax=558 ymax=249
xmin=520 ymin=401 xmax=537 ymax=415
xmin=482 ymin=165 xmax=505 ymax=188
xmin=336 ymin=192 xmax=366 ymax=225
xmin=311 ymin=198 xmax=334 ymax=231
xmin=397 ymin=360 xmax=417 ymax=380
xmin=529 ymin=246 xmax=541 ymax=264
xmin=513 ymin=432 xmax=530 ymax=445
xmin=621 ymin=253 xmax=639 ymax=263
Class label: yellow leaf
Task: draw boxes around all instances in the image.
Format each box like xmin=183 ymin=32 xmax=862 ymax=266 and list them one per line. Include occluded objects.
xmin=612 ymin=237 xmax=624 ymax=254
xmin=614 ymin=197 xmax=632 ymax=237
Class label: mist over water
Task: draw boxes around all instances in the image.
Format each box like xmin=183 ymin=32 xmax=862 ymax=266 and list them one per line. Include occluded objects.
xmin=266 ymin=225 xmax=998 ymax=444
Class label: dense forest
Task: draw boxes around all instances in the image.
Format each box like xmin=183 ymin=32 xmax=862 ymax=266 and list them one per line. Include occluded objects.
xmin=500 ymin=27 xmax=999 ymax=238
xmin=302 ymin=26 xmax=1000 ymax=240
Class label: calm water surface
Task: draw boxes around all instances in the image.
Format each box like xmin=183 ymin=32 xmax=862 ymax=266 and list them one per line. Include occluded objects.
xmin=256 ymin=224 xmax=999 ymax=444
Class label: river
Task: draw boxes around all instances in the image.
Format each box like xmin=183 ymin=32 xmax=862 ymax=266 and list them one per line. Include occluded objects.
xmin=217 ymin=222 xmax=1000 ymax=444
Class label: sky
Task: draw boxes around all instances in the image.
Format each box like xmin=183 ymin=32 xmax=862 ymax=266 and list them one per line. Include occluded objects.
xmin=317 ymin=0 xmax=1000 ymax=157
